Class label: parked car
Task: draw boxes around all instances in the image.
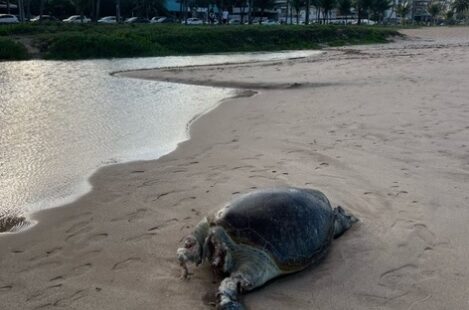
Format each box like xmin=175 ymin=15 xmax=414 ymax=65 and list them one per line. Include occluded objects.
xmin=150 ymin=16 xmax=164 ymax=23
xmin=0 ymin=14 xmax=19 ymax=24
xmin=30 ymin=15 xmax=59 ymax=22
xmin=124 ymin=17 xmax=150 ymax=24
xmin=182 ymin=17 xmax=203 ymax=25
xmin=228 ymin=19 xmax=242 ymax=25
xmin=150 ymin=16 xmax=176 ymax=24
xmin=63 ymin=15 xmax=91 ymax=23
xmin=97 ymin=16 xmax=117 ymax=24
xmin=160 ymin=17 xmax=176 ymax=23
xmin=350 ymin=19 xmax=376 ymax=25
xmin=261 ymin=19 xmax=280 ymax=25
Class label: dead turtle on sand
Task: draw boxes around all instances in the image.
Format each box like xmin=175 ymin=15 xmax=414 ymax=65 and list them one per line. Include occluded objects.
xmin=177 ymin=187 xmax=358 ymax=309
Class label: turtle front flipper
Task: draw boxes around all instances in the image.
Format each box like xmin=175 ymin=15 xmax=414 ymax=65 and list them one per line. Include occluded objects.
xmin=216 ymin=272 xmax=250 ymax=310
xmin=216 ymin=251 xmax=282 ymax=309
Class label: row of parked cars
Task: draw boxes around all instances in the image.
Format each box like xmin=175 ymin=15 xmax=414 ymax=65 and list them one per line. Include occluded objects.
xmin=0 ymin=14 xmax=175 ymax=24
xmin=1 ymin=14 xmax=284 ymax=25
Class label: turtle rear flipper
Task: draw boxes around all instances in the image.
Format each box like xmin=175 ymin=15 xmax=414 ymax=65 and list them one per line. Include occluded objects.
xmin=333 ymin=206 xmax=359 ymax=239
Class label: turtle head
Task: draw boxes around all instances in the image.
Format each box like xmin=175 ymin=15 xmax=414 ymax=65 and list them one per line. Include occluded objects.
xmin=177 ymin=217 xmax=210 ymax=278
xmin=177 ymin=234 xmax=203 ymax=278
xmin=333 ymin=206 xmax=359 ymax=239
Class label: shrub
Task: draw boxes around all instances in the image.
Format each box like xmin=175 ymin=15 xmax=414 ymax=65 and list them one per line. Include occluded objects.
xmin=0 ymin=37 xmax=29 ymax=60
xmin=44 ymin=33 xmax=158 ymax=59
xmin=2 ymin=24 xmax=398 ymax=60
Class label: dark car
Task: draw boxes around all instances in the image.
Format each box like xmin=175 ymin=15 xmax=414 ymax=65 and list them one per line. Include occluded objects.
xmin=30 ymin=15 xmax=59 ymax=22
xmin=124 ymin=17 xmax=149 ymax=24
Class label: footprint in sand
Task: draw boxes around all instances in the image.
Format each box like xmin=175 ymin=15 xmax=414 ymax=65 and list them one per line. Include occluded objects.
xmin=125 ymin=232 xmax=157 ymax=242
xmin=111 ymin=208 xmax=147 ymax=223
xmin=65 ymin=219 xmax=94 ymax=242
xmin=71 ymin=263 xmax=93 ymax=277
xmin=0 ymin=285 xmax=12 ymax=293
xmin=52 ymin=289 xmax=89 ymax=307
xmin=86 ymin=233 xmax=108 ymax=243
xmin=112 ymin=257 xmax=142 ymax=271
xmin=27 ymin=284 xmax=63 ymax=302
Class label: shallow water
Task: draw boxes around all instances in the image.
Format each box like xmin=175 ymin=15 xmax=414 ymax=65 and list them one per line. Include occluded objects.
xmin=0 ymin=50 xmax=321 ymax=231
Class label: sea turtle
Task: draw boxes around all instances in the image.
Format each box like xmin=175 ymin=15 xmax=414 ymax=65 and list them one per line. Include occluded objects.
xmin=177 ymin=187 xmax=358 ymax=309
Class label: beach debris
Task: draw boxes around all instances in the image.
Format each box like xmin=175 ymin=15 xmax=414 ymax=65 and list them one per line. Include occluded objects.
xmin=177 ymin=187 xmax=358 ymax=309
xmin=0 ymin=215 xmax=26 ymax=233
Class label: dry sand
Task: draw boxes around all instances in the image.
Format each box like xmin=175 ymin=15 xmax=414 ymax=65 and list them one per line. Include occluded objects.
xmin=1 ymin=27 xmax=469 ymax=310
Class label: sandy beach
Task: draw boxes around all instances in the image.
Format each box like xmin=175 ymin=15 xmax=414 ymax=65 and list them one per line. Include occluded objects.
xmin=1 ymin=27 xmax=469 ymax=309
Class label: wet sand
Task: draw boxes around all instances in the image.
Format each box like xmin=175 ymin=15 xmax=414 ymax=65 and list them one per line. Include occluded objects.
xmin=1 ymin=27 xmax=469 ymax=309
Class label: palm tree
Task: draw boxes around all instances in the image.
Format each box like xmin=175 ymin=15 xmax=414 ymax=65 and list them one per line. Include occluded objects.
xmin=353 ymin=0 xmax=372 ymax=24
xmin=445 ymin=8 xmax=454 ymax=20
xmin=319 ymin=0 xmax=337 ymax=23
xmin=95 ymin=0 xmax=101 ymax=20
xmin=452 ymin=0 xmax=469 ymax=17
xmin=253 ymin=0 xmax=276 ymax=22
xmin=305 ymin=0 xmax=310 ymax=23
xmin=116 ymin=0 xmax=121 ymax=22
xmin=70 ymin=0 xmax=89 ymax=21
xmin=427 ymin=1 xmax=441 ymax=24
xmin=291 ymin=0 xmax=304 ymax=23
xmin=233 ymin=0 xmax=248 ymax=23
xmin=248 ymin=0 xmax=253 ymax=23
xmin=395 ymin=0 xmax=410 ymax=23
xmin=311 ymin=0 xmax=321 ymax=22
xmin=337 ymin=0 xmax=352 ymax=22
xmin=370 ymin=0 xmax=392 ymax=22
xmin=39 ymin=0 xmax=45 ymax=17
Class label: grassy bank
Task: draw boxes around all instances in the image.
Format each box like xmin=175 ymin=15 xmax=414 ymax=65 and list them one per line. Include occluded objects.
xmin=0 ymin=24 xmax=399 ymax=60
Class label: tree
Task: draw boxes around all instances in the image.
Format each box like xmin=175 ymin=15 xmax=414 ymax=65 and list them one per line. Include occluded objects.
xmin=253 ymin=0 xmax=275 ymax=22
xmin=353 ymin=0 xmax=372 ymax=24
xmin=70 ymin=0 xmax=89 ymax=20
xmin=233 ymin=0 xmax=248 ymax=23
xmin=318 ymin=0 xmax=336 ymax=23
xmin=369 ymin=0 xmax=392 ymax=22
xmin=395 ymin=0 xmax=410 ymax=23
xmin=311 ymin=0 xmax=320 ymax=22
xmin=305 ymin=0 xmax=310 ymax=23
xmin=452 ymin=0 xmax=469 ymax=17
xmin=445 ymin=8 xmax=453 ymax=20
xmin=427 ymin=1 xmax=441 ymax=24
xmin=39 ymin=0 xmax=45 ymax=17
xmin=291 ymin=0 xmax=304 ymax=23
xmin=337 ymin=0 xmax=352 ymax=22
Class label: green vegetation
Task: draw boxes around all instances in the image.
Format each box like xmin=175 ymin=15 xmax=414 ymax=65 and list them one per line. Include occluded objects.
xmin=0 ymin=37 xmax=30 ymax=60
xmin=0 ymin=24 xmax=398 ymax=61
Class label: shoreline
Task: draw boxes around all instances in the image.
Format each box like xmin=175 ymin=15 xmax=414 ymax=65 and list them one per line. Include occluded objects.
xmin=3 ymin=85 xmax=250 ymax=234
xmin=1 ymin=27 xmax=469 ymax=309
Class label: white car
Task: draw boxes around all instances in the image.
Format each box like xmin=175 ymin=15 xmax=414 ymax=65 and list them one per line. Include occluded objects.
xmin=63 ymin=15 xmax=91 ymax=23
xmin=97 ymin=16 xmax=116 ymax=24
xmin=150 ymin=16 xmax=164 ymax=23
xmin=261 ymin=19 xmax=280 ymax=25
xmin=0 ymin=14 xmax=19 ymax=24
xmin=350 ymin=19 xmax=376 ymax=25
xmin=182 ymin=18 xmax=203 ymax=25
